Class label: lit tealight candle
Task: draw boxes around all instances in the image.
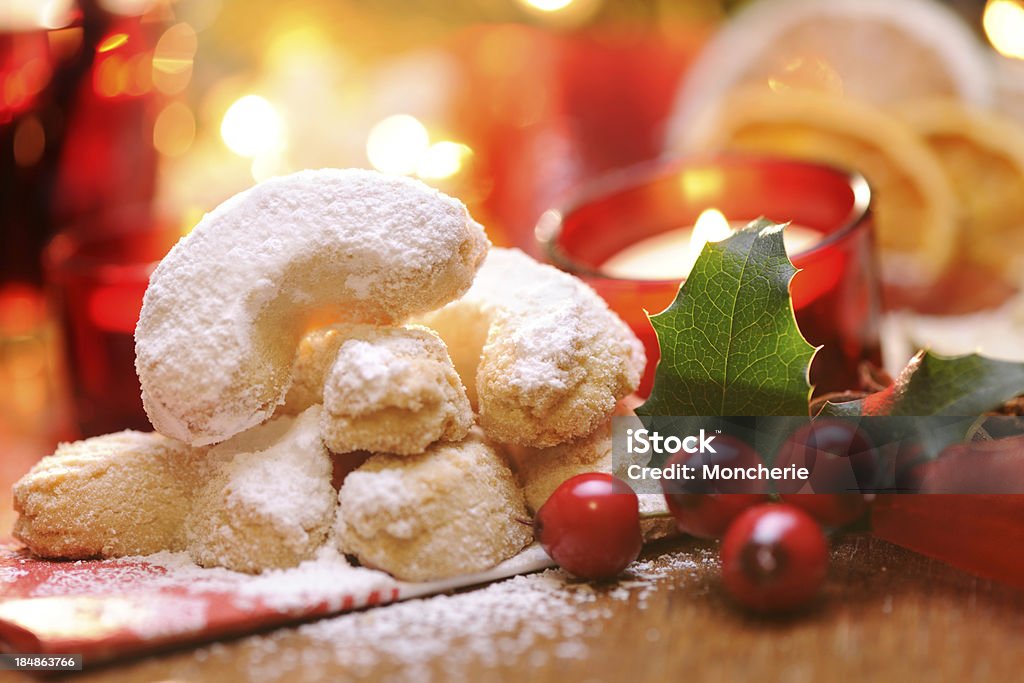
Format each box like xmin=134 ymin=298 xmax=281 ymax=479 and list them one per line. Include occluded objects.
xmin=602 ymin=208 xmax=821 ymax=280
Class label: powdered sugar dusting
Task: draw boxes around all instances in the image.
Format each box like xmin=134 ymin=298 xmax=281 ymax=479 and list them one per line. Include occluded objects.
xmin=26 ymin=545 xmax=398 ymax=626
xmin=194 ymin=548 xmax=717 ymax=682
xmin=473 ymin=249 xmax=644 ymax=398
xmin=0 ymin=566 xmax=28 ymax=583
xmin=135 ymin=168 xmax=489 ymax=446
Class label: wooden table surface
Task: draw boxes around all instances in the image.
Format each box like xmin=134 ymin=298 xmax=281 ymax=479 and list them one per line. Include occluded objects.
xmin=3 ymin=382 xmax=1024 ymax=682
xmin=4 ymin=519 xmax=1024 ymax=681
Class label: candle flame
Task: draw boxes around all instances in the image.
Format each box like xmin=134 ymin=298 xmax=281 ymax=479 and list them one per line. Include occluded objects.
xmin=684 ymin=208 xmax=733 ymax=273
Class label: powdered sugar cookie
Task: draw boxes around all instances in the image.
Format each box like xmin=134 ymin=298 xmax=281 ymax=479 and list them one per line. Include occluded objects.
xmin=507 ymin=422 xmax=613 ymax=515
xmin=13 ymin=431 xmax=202 ymax=558
xmin=507 ymin=398 xmax=675 ymax=541
xmin=278 ymin=326 xmax=350 ymax=416
xmin=279 ymin=324 xmax=473 ymax=455
xmin=136 ymin=169 xmax=489 ymax=447
xmin=321 ymin=326 xmax=472 ymax=456
xmin=505 ymin=398 xmax=641 ymax=513
xmin=186 ymin=406 xmax=336 ymax=573
xmin=335 ymin=431 xmax=532 ymax=581
xmin=418 ymin=248 xmax=645 ymax=448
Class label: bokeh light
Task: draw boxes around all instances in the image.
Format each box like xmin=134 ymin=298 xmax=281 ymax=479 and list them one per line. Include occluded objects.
xmin=97 ymin=33 xmax=129 ymax=54
xmin=13 ymin=116 xmax=45 ymax=167
xmin=416 ymin=141 xmax=473 ymax=180
xmin=515 ymin=0 xmax=599 ymax=25
xmin=93 ymin=55 xmax=128 ymax=98
xmin=152 ymin=23 xmax=198 ymax=95
xmin=518 ymin=0 xmax=576 ymax=12
xmin=366 ymin=114 xmax=429 ymax=175
xmin=985 ymin=0 xmax=1024 ymax=60
xmin=220 ymin=95 xmax=285 ymax=158
xmin=4 ymin=0 xmax=75 ymax=30
xmin=98 ymin=0 xmax=158 ymax=16
xmin=153 ymin=102 xmax=196 ymax=157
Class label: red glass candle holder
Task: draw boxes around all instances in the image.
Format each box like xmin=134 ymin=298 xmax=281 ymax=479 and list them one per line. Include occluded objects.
xmin=43 ymin=208 xmax=179 ymax=437
xmin=537 ymin=154 xmax=883 ymax=398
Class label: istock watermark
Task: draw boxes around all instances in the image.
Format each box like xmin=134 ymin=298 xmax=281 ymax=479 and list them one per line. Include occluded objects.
xmin=611 ymin=414 xmax=1024 ymax=496
xmin=624 ymin=428 xmax=718 ymax=455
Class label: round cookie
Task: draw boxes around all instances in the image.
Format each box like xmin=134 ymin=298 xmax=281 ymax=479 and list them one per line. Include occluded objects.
xmin=335 ymin=431 xmax=532 ymax=581
xmin=507 ymin=398 xmax=677 ymax=542
xmin=13 ymin=431 xmax=203 ymax=558
xmin=320 ymin=325 xmax=472 ymax=456
xmin=186 ymin=406 xmax=336 ymax=573
xmin=136 ymin=169 xmax=489 ymax=446
xmin=279 ymin=324 xmax=473 ymax=455
xmin=418 ymin=248 xmax=645 ymax=448
xmin=507 ymin=422 xmax=612 ymax=515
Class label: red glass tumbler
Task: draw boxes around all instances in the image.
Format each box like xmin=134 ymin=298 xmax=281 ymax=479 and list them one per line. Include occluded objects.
xmin=43 ymin=209 xmax=179 ymax=437
xmin=537 ymin=154 xmax=882 ymax=397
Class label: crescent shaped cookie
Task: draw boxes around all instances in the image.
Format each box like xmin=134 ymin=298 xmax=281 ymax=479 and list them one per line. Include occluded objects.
xmin=136 ymin=169 xmax=489 ymax=447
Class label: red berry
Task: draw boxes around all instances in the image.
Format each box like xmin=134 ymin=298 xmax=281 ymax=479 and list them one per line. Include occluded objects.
xmin=661 ymin=436 xmax=768 ymax=538
xmin=664 ymin=492 xmax=767 ymax=539
xmin=775 ymin=419 xmax=877 ymax=495
xmin=534 ymin=473 xmax=642 ymax=579
xmin=720 ymin=503 xmax=829 ymax=612
xmin=779 ymin=494 xmax=869 ymax=528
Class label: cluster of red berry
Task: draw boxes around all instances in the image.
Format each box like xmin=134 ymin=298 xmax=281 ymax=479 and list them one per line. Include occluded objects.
xmin=534 ymin=421 xmax=875 ymax=613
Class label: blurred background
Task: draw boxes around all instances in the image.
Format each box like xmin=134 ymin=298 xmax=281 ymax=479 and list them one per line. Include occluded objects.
xmin=2 ymin=0 xmax=1023 ymax=530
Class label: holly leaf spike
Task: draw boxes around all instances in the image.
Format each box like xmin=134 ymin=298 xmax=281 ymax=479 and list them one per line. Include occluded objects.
xmin=636 ymin=218 xmax=818 ymax=418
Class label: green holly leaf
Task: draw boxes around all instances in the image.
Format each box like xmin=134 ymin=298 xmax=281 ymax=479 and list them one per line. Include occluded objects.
xmin=636 ymin=219 xmax=818 ymax=418
xmin=822 ymin=351 xmax=1024 ymax=417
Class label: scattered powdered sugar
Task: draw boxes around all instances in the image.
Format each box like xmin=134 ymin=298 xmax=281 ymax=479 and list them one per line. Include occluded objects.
xmin=202 ymin=547 xmax=717 ymax=682
xmin=0 ymin=566 xmax=28 ymax=583
xmin=30 ymin=562 xmax=169 ymax=597
xmin=236 ymin=547 xmax=396 ymax=612
xmin=29 ymin=545 xmax=398 ymax=620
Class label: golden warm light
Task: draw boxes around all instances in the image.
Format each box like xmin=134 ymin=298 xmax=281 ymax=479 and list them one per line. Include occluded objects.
xmin=93 ymin=55 xmax=128 ymax=98
xmin=416 ymin=141 xmax=472 ymax=180
xmin=685 ymin=208 xmax=734 ymax=272
xmin=4 ymin=0 xmax=75 ymax=30
xmin=679 ymin=168 xmax=725 ymax=204
xmin=767 ymin=57 xmax=844 ymax=96
xmin=97 ymin=33 xmax=129 ymax=54
xmin=98 ymin=0 xmax=157 ymax=15
xmin=984 ymin=0 xmax=1024 ymax=59
xmin=366 ymin=114 xmax=430 ymax=175
xmin=152 ymin=23 xmax=198 ymax=95
xmin=220 ymin=95 xmax=285 ymax=158
xmin=250 ymin=152 xmax=287 ymax=183
xmin=518 ymin=0 xmax=576 ymax=12
xmin=153 ymin=102 xmax=195 ymax=157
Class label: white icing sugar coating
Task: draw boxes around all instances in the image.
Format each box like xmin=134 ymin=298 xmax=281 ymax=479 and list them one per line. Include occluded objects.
xmin=418 ymin=248 xmax=646 ymax=448
xmin=335 ymin=430 xmax=532 ymax=581
xmin=320 ymin=325 xmax=473 ymax=455
xmin=13 ymin=430 xmax=204 ymax=558
xmin=135 ymin=169 xmax=489 ymax=446
xmin=186 ymin=406 xmax=336 ymax=573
